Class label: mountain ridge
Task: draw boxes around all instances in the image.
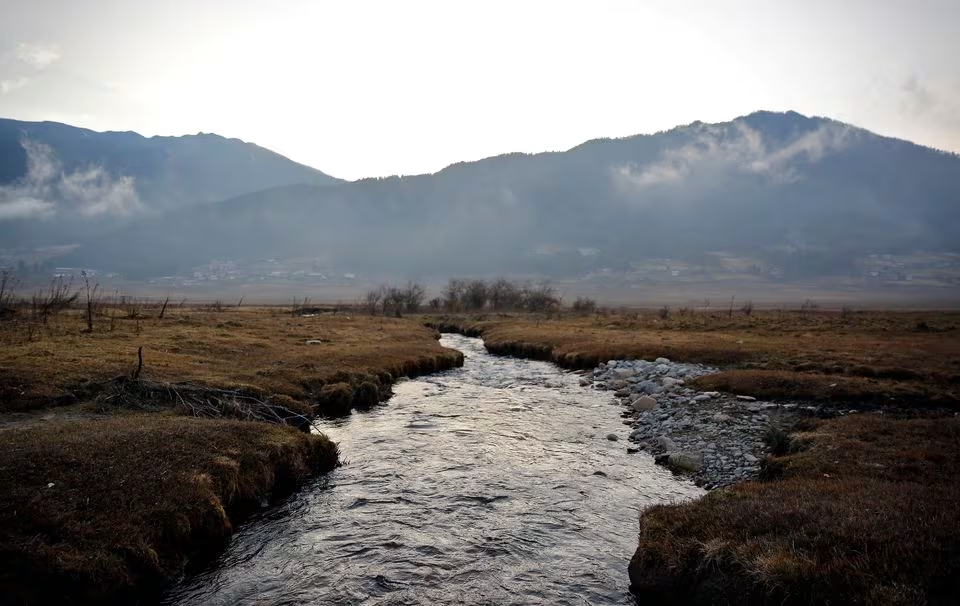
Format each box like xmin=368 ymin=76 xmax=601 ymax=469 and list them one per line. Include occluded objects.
xmin=54 ymin=110 xmax=960 ymax=283
xmin=2 ymin=111 xmax=957 ymax=286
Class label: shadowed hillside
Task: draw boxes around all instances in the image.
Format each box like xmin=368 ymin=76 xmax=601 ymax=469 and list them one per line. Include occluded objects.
xmin=0 ymin=118 xmax=341 ymax=248
xmin=60 ymin=111 xmax=960 ymax=281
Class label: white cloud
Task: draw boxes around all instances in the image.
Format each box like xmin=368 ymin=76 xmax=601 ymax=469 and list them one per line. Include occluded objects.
xmin=15 ymin=42 xmax=61 ymax=69
xmin=612 ymin=120 xmax=853 ymax=195
xmin=0 ymin=196 xmax=55 ymax=221
xmin=60 ymin=168 xmax=140 ymax=217
xmin=0 ymin=139 xmax=141 ymax=222
xmin=0 ymin=77 xmax=29 ymax=94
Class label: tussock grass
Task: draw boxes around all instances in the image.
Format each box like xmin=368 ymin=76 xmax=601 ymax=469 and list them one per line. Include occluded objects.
xmin=0 ymin=306 xmax=463 ymax=603
xmin=427 ymin=309 xmax=960 ymax=408
xmin=629 ymin=415 xmax=960 ymax=605
xmin=0 ymin=307 xmax=463 ymax=415
xmin=0 ymin=415 xmax=339 ymax=605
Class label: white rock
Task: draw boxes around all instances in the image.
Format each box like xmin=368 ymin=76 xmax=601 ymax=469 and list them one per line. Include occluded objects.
xmin=655 ymin=357 xmax=671 ymax=364
xmin=656 ymin=436 xmax=677 ymax=451
xmin=668 ymin=451 xmax=704 ymax=472
xmin=631 ymin=395 xmax=658 ymax=411
xmin=736 ymin=395 xmax=757 ymax=401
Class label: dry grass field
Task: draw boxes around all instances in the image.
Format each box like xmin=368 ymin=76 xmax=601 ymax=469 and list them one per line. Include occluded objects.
xmin=0 ymin=304 xmax=463 ymax=604
xmin=429 ymin=309 xmax=960 ymax=408
xmin=629 ymin=414 xmax=960 ymax=605
xmin=0 ymin=305 xmax=463 ymax=415
xmin=2 ymin=301 xmax=958 ymax=604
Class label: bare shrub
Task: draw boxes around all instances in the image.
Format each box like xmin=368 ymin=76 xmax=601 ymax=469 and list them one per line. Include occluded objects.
xmin=840 ymin=305 xmax=855 ymax=321
xmin=571 ymin=296 xmax=597 ymax=315
xmin=158 ymin=296 xmax=171 ymax=319
xmin=81 ymin=271 xmax=101 ymax=332
xmin=382 ymin=286 xmax=405 ymax=317
xmin=203 ymin=299 xmax=225 ymax=313
xmin=363 ymin=288 xmax=383 ymax=315
xmin=658 ymin=305 xmax=670 ymax=320
xmin=31 ymin=276 xmax=79 ymax=325
xmin=463 ymin=280 xmax=489 ymax=311
xmin=740 ymin=300 xmax=754 ymax=316
xmin=521 ymin=282 xmax=559 ymax=313
xmin=442 ymin=278 xmax=466 ymax=311
xmin=0 ymin=270 xmax=20 ymax=318
xmin=400 ymin=281 xmax=425 ymax=314
xmin=489 ymin=277 xmax=523 ymax=311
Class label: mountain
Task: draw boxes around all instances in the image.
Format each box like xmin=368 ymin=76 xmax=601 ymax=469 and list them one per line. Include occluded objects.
xmin=0 ymin=118 xmax=341 ymax=247
xmin=50 ymin=111 xmax=960 ymax=281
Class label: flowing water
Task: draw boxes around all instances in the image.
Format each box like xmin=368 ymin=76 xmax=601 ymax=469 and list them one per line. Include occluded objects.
xmin=166 ymin=335 xmax=703 ymax=605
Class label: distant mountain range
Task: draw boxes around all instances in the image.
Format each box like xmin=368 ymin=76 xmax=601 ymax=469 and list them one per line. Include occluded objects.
xmin=0 ymin=118 xmax=340 ymax=247
xmin=2 ymin=111 xmax=959 ymax=283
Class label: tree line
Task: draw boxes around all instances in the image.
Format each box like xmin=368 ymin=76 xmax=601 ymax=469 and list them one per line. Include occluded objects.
xmin=363 ymin=278 xmax=596 ymax=316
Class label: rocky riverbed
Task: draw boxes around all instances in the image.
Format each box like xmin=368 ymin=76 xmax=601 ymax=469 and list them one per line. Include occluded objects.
xmin=586 ymin=358 xmax=818 ymax=489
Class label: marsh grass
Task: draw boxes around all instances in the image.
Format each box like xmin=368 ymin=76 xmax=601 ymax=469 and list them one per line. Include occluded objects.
xmin=629 ymin=415 xmax=960 ymax=605
xmin=0 ymin=306 xmax=463 ymax=603
xmin=426 ymin=309 xmax=960 ymax=408
xmin=0 ymin=306 xmax=463 ymax=415
xmin=0 ymin=415 xmax=339 ymax=605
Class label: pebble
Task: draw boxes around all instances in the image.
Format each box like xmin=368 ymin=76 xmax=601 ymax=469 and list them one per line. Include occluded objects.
xmin=591 ymin=357 xmax=809 ymax=489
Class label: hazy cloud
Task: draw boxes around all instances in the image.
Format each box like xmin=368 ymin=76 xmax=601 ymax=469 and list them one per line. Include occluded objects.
xmin=0 ymin=77 xmax=29 ymax=94
xmin=0 ymin=196 xmax=55 ymax=221
xmin=901 ymin=74 xmax=960 ymax=129
xmin=0 ymin=139 xmax=141 ymax=221
xmin=15 ymin=42 xmax=61 ymax=69
xmin=612 ymin=121 xmax=853 ymax=195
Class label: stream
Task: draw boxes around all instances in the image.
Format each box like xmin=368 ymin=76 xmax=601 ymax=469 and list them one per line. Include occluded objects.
xmin=166 ymin=334 xmax=703 ymax=605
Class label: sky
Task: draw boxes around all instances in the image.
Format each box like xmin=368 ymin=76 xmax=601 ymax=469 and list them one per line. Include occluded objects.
xmin=0 ymin=0 xmax=957 ymax=180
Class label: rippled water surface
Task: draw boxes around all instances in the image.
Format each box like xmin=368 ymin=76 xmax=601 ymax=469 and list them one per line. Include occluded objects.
xmin=167 ymin=335 xmax=703 ymax=605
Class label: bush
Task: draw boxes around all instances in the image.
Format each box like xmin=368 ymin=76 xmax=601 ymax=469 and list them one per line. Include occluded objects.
xmin=571 ymin=296 xmax=597 ymax=314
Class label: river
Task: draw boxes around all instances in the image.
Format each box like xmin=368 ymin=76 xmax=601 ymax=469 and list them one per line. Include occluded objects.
xmin=166 ymin=334 xmax=703 ymax=605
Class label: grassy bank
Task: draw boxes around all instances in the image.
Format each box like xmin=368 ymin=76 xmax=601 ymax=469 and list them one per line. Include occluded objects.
xmin=427 ymin=309 xmax=960 ymax=604
xmin=628 ymin=414 xmax=960 ymax=605
xmin=428 ymin=310 xmax=959 ymax=408
xmin=0 ymin=305 xmax=463 ymax=603
xmin=0 ymin=415 xmax=339 ymax=605
xmin=1 ymin=306 xmax=464 ymax=415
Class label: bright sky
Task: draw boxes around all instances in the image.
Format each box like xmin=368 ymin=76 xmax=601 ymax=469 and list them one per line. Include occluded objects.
xmin=0 ymin=0 xmax=957 ymax=180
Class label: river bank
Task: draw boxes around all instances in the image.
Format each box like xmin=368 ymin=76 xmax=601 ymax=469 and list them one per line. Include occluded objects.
xmin=0 ymin=307 xmax=464 ymax=604
xmin=428 ymin=310 xmax=960 ymax=604
xmin=165 ymin=334 xmax=703 ymax=605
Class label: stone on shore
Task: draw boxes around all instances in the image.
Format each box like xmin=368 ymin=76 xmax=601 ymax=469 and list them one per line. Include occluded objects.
xmin=631 ymin=395 xmax=658 ymax=411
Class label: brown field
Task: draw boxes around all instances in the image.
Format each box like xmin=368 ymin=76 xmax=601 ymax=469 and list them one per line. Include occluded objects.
xmin=2 ymin=302 xmax=959 ymax=604
xmin=0 ymin=305 xmax=463 ymax=415
xmin=0 ymin=416 xmax=338 ymax=605
xmin=427 ymin=309 xmax=960 ymax=604
xmin=428 ymin=309 xmax=960 ymax=408
xmin=0 ymin=304 xmax=463 ymax=604
xmin=628 ymin=414 xmax=960 ymax=605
